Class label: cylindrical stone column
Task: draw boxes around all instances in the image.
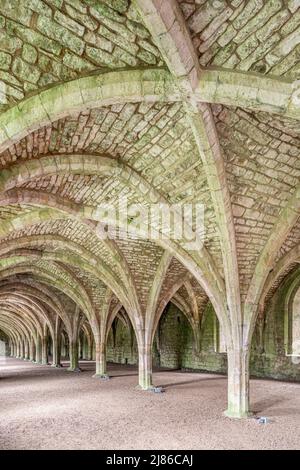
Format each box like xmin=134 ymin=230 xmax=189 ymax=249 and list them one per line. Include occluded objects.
xmin=20 ymin=339 xmax=24 ymax=359
xmin=9 ymin=340 xmax=13 ymax=357
xmin=86 ymin=337 xmax=92 ymax=361
xmin=224 ymin=348 xmax=251 ymax=419
xmin=51 ymin=335 xmax=62 ymax=367
xmin=12 ymin=340 xmax=16 ymax=357
xmin=93 ymin=341 xmax=109 ymax=379
xmin=67 ymin=339 xmax=81 ymax=372
xmin=41 ymin=336 xmax=48 ymax=365
xmin=30 ymin=338 xmax=35 ymax=362
xmin=24 ymin=339 xmax=30 ymax=360
xmin=35 ymin=335 xmax=42 ymax=363
xmin=16 ymin=340 xmax=20 ymax=358
xmin=138 ymin=343 xmax=153 ymax=390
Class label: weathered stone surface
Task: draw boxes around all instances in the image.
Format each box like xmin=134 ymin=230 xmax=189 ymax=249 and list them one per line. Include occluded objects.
xmin=0 ymin=51 xmax=11 ymax=70
xmin=0 ymin=0 xmax=163 ymax=110
xmin=12 ymin=57 xmax=41 ymax=84
xmin=1 ymin=0 xmax=300 ymax=426
xmin=212 ymin=104 xmax=300 ymax=297
xmin=180 ymin=0 xmax=300 ymax=79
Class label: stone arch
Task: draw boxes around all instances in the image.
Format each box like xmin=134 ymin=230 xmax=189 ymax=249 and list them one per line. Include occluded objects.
xmin=0 ymin=69 xmax=178 ymax=154
xmin=0 ymin=152 xmax=228 ymax=332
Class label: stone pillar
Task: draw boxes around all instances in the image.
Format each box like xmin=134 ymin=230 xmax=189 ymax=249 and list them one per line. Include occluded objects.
xmin=138 ymin=343 xmax=153 ymax=390
xmin=193 ymin=324 xmax=201 ymax=354
xmin=22 ymin=338 xmax=26 ymax=361
xmin=35 ymin=335 xmax=42 ymax=363
xmin=30 ymin=338 xmax=35 ymax=362
xmin=51 ymin=334 xmax=62 ymax=367
xmin=16 ymin=340 xmax=20 ymax=358
xmin=41 ymin=336 xmax=48 ymax=365
xmin=20 ymin=339 xmax=24 ymax=359
xmin=93 ymin=340 xmax=109 ymax=379
xmin=84 ymin=336 xmax=92 ymax=360
xmin=24 ymin=340 xmax=30 ymax=360
xmin=67 ymin=339 xmax=81 ymax=372
xmin=224 ymin=348 xmax=251 ymax=419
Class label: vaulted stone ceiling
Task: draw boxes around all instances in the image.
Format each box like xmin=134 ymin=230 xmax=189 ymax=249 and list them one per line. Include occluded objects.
xmin=0 ymin=0 xmax=299 ymax=417
xmin=0 ymin=0 xmax=163 ymax=111
xmin=181 ymin=0 xmax=299 ymax=78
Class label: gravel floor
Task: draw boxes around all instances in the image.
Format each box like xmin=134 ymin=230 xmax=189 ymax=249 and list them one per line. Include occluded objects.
xmin=0 ymin=357 xmax=299 ymax=450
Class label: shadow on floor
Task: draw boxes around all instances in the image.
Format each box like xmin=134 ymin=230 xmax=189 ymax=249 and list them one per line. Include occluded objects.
xmin=252 ymin=396 xmax=300 ymax=416
xmin=159 ymin=376 xmax=226 ymax=389
xmin=263 ymin=407 xmax=300 ymax=417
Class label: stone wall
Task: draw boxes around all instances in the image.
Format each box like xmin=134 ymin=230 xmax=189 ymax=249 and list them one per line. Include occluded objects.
xmin=107 ymin=319 xmax=138 ymax=365
xmin=106 ymin=303 xmax=227 ymax=374
xmin=106 ymin=297 xmax=300 ymax=382
xmin=250 ymin=275 xmax=300 ymax=382
xmin=154 ymin=303 xmax=227 ymax=373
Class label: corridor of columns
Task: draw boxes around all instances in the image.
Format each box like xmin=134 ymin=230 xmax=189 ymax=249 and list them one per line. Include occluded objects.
xmin=0 ymin=0 xmax=300 ymax=450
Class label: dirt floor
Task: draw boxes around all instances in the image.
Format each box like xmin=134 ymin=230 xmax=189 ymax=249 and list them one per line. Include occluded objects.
xmin=0 ymin=356 xmax=299 ymax=450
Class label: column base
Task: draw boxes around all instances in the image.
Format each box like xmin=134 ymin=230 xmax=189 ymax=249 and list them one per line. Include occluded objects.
xmin=224 ymin=409 xmax=254 ymax=419
xmin=67 ymin=367 xmax=81 ymax=372
xmin=136 ymin=384 xmax=155 ymax=391
xmin=51 ymin=363 xmax=62 ymax=368
xmin=92 ymin=373 xmax=110 ymax=380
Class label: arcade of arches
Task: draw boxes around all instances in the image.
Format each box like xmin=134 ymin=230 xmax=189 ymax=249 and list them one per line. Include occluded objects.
xmin=0 ymin=0 xmax=300 ymax=443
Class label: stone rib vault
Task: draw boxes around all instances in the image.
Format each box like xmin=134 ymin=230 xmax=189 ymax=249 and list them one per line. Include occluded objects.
xmin=0 ymin=0 xmax=299 ymax=419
